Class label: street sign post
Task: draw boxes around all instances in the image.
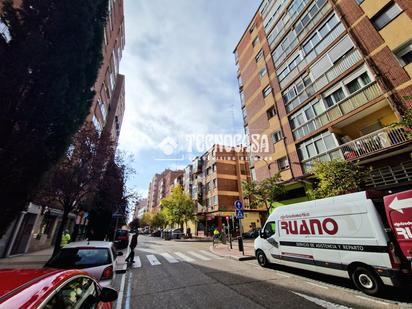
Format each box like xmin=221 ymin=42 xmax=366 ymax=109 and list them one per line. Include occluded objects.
xmin=234 ymin=200 xmax=245 ymax=255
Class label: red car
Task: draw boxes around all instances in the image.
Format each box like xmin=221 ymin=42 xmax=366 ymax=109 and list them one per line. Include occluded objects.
xmin=0 ymin=268 xmax=118 ymax=309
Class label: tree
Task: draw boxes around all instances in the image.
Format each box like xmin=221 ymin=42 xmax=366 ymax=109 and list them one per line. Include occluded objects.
xmin=140 ymin=213 xmax=153 ymax=227
xmin=87 ymin=156 xmax=131 ymax=241
xmin=0 ymin=0 xmax=109 ymax=237
xmin=161 ymin=185 xmax=196 ymax=231
xmin=309 ymin=159 xmax=370 ymax=199
xmin=151 ymin=211 xmax=168 ymax=229
xmin=129 ymin=218 xmax=140 ymax=231
xmin=36 ymin=125 xmax=113 ymax=255
xmin=242 ymin=173 xmax=285 ymax=214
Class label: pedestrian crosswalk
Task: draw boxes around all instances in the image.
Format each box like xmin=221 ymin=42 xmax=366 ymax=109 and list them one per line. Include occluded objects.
xmin=130 ymin=250 xmax=223 ymax=268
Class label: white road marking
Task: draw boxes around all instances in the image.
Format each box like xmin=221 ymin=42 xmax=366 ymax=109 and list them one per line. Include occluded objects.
xmin=124 ymin=271 xmax=133 ymax=309
xmin=305 ymin=281 xmax=329 ymax=289
xmin=188 ymin=251 xmax=211 ymax=261
xmin=115 ymin=273 xmax=126 ymax=309
xmin=174 ymin=252 xmax=195 ymax=262
xmin=132 ymin=256 xmax=141 ymax=268
xmin=136 ymin=248 xmax=158 ymax=254
xmin=199 ymin=250 xmax=224 ymax=259
xmin=356 ymin=296 xmax=389 ymax=306
xmin=276 ymin=273 xmax=291 ymax=278
xmin=160 ymin=252 xmax=179 ymax=263
xmin=146 ymin=254 xmax=161 ymax=266
xmin=294 ymin=292 xmax=352 ymax=309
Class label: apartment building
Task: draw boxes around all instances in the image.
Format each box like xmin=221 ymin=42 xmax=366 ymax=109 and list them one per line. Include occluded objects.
xmin=88 ymin=0 xmax=126 ymax=145
xmin=234 ymin=0 xmax=412 ymax=199
xmin=147 ymin=169 xmax=184 ymax=214
xmin=184 ymin=145 xmax=267 ymax=236
xmin=0 ymin=0 xmax=126 ymax=257
xmin=134 ymin=198 xmax=148 ymax=219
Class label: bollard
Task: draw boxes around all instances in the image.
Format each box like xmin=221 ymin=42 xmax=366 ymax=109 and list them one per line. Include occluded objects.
xmin=237 ymin=236 xmax=244 ymax=252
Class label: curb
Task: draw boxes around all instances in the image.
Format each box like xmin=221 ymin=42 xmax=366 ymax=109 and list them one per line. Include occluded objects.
xmin=209 ymin=245 xmax=256 ymax=261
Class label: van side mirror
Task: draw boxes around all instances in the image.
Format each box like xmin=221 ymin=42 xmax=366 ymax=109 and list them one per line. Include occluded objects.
xmin=259 ymin=230 xmax=266 ymax=239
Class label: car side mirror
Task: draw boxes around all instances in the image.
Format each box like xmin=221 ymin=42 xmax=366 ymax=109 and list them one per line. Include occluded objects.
xmin=99 ymin=287 xmax=118 ymax=303
xmin=117 ymin=251 xmax=123 ymax=256
xmin=259 ymin=230 xmax=266 ymax=239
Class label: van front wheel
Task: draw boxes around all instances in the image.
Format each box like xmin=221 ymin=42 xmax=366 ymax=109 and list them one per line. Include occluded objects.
xmin=351 ymin=266 xmax=383 ymax=296
xmin=256 ymin=250 xmax=268 ymax=267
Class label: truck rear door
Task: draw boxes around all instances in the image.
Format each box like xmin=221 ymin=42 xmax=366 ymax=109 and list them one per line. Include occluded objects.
xmin=384 ymin=190 xmax=412 ymax=264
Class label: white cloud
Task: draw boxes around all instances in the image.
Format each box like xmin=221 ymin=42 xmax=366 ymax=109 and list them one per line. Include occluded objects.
xmin=118 ymin=0 xmax=260 ymax=189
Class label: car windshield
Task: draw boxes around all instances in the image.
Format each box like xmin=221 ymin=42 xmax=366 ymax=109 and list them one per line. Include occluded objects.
xmin=46 ymin=248 xmax=111 ymax=269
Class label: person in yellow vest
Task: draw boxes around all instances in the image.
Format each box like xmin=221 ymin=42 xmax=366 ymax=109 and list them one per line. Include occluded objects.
xmin=60 ymin=230 xmax=71 ymax=248
xmin=212 ymin=228 xmax=220 ymax=246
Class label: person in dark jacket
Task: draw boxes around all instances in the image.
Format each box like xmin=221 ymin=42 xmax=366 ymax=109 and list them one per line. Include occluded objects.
xmin=125 ymin=232 xmax=138 ymax=263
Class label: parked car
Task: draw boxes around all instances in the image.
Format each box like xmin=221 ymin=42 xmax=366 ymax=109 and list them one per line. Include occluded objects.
xmin=242 ymin=228 xmax=260 ymax=239
xmin=171 ymin=229 xmax=184 ymax=239
xmin=0 ymin=268 xmax=117 ymax=308
xmin=151 ymin=229 xmax=162 ymax=237
xmin=114 ymin=229 xmax=129 ymax=249
xmin=45 ymin=241 xmax=122 ymax=288
xmin=255 ymin=189 xmax=412 ymax=296
xmin=142 ymin=226 xmax=150 ymax=234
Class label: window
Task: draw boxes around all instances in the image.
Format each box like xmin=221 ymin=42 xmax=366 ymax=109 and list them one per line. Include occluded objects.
xmin=46 ymin=248 xmax=112 ymax=269
xmin=272 ymin=130 xmax=283 ymax=143
xmin=252 ymin=36 xmax=260 ymax=47
xmin=43 ymin=277 xmax=97 ymax=309
xmin=346 ymin=79 xmax=361 ymax=94
xmin=259 ymin=67 xmax=267 ymax=79
xmin=371 ymin=3 xmax=402 ymax=30
xmin=297 ymin=132 xmax=338 ymax=161
xmin=249 ymin=23 xmax=255 ymax=33
xmin=92 ymin=115 xmax=102 ymax=133
xmin=324 ymin=88 xmax=345 ymax=107
xmin=396 ymin=42 xmax=412 ymax=66
xmin=98 ymin=98 xmax=107 ymax=122
xmin=0 ymin=20 xmax=11 ymax=43
xmin=263 ymin=85 xmax=272 ymax=98
xmin=255 ymin=49 xmax=264 ymax=62
xmin=278 ymin=157 xmax=290 ymax=170
xmin=263 ymin=221 xmax=276 ymax=238
xmin=266 ymin=106 xmax=276 ymax=119
xmin=355 ymin=0 xmax=364 ymax=4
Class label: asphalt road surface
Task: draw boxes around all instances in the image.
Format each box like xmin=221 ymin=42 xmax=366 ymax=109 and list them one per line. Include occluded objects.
xmin=113 ymin=235 xmax=412 ymax=309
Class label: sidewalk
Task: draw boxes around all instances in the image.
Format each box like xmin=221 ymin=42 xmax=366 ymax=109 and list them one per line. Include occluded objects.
xmin=0 ymin=247 xmax=53 ymax=269
xmin=210 ymin=239 xmax=256 ymax=261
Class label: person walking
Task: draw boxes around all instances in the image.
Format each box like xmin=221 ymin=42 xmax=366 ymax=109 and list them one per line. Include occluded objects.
xmin=60 ymin=230 xmax=71 ymax=248
xmin=212 ymin=228 xmax=220 ymax=247
xmin=125 ymin=232 xmax=138 ymax=263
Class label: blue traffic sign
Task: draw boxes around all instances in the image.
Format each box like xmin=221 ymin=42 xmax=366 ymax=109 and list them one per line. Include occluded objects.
xmin=235 ymin=209 xmax=244 ymax=219
xmin=234 ymin=200 xmax=243 ymax=210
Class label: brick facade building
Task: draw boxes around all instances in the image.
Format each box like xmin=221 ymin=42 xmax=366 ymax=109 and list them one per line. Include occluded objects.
xmin=234 ymin=0 xmax=412 ymax=199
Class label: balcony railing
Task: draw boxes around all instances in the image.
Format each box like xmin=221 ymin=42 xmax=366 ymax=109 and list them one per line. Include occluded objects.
xmin=293 ymin=82 xmax=382 ymax=140
xmin=286 ymin=47 xmax=363 ymax=113
xmin=302 ymin=126 xmax=411 ymax=172
xmin=365 ymin=160 xmax=412 ymax=188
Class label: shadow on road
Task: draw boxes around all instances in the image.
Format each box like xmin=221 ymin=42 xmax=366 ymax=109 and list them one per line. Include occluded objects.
xmin=263 ymin=263 xmax=412 ymax=303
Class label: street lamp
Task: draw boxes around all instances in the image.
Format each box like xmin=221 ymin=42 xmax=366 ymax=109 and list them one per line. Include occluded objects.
xmin=254 ymin=155 xmax=275 ymax=177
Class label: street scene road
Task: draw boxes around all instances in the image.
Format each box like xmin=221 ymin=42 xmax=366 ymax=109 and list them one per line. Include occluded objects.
xmin=113 ymin=236 xmax=412 ymax=309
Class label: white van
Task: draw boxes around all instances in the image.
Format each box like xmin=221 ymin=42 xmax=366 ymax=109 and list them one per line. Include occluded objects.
xmin=255 ymin=190 xmax=412 ymax=295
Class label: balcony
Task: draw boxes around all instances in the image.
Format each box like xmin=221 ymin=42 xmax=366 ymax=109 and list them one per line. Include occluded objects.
xmin=293 ymin=82 xmax=382 ymax=140
xmin=286 ymin=48 xmax=363 ymax=113
xmin=302 ymin=126 xmax=411 ymax=172
xmin=365 ymin=160 xmax=412 ymax=188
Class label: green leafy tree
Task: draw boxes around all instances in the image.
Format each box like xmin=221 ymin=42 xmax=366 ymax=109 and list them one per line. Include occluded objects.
xmin=309 ymin=159 xmax=370 ymax=199
xmin=151 ymin=211 xmax=168 ymax=229
xmin=242 ymin=173 xmax=285 ymax=214
xmin=161 ymin=185 xmax=196 ymax=231
xmin=140 ymin=213 xmax=153 ymax=227
xmin=0 ymin=0 xmax=109 ymax=236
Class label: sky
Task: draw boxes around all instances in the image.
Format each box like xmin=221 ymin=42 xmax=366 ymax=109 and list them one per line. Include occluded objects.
xmin=118 ymin=0 xmax=261 ymax=198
